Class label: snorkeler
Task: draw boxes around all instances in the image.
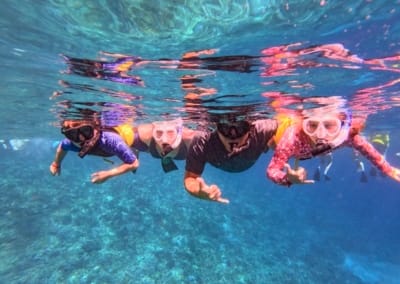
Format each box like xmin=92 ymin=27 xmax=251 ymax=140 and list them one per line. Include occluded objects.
xmin=50 ymin=117 xmax=139 ymax=184
xmin=267 ymin=102 xmax=400 ymax=186
xmin=313 ymin=152 xmax=333 ymax=181
xmin=183 ymin=111 xmax=305 ymax=203
xmin=353 ymin=148 xmax=368 ymax=183
xmin=50 ymin=114 xmax=199 ymax=182
xmin=132 ymin=118 xmax=198 ymax=173
xmin=351 ymin=132 xmax=390 ymax=182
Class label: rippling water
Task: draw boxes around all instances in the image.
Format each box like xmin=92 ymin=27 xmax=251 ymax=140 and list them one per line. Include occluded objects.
xmin=1 ymin=1 xmax=400 ymax=283
xmin=2 ymin=0 xmax=399 ymax=136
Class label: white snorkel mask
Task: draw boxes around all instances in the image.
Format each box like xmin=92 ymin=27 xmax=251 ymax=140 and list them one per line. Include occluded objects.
xmin=302 ymin=107 xmax=351 ymax=157
xmin=152 ymin=118 xmax=183 ymax=156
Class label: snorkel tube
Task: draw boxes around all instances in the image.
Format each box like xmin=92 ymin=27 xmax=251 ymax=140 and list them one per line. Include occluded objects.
xmin=301 ymin=103 xmax=352 ymax=159
xmin=308 ymin=109 xmax=352 ymax=157
xmin=329 ymin=109 xmax=351 ymax=149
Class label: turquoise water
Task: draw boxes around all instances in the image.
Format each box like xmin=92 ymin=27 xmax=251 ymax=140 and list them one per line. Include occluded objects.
xmin=1 ymin=1 xmax=400 ymax=283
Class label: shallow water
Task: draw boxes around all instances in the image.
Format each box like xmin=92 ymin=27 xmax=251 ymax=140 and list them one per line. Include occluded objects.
xmin=1 ymin=1 xmax=400 ymax=283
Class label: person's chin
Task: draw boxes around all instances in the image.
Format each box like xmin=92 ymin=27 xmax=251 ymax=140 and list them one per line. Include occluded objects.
xmin=315 ymin=139 xmax=329 ymax=145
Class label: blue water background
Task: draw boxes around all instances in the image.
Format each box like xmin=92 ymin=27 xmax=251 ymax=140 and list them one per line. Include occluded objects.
xmin=1 ymin=1 xmax=400 ymax=283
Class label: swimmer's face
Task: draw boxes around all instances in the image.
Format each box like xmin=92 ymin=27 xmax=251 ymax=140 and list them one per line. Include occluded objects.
xmin=217 ymin=121 xmax=250 ymax=140
xmin=152 ymin=119 xmax=183 ymax=154
xmin=217 ymin=121 xmax=251 ymax=152
xmin=302 ymin=115 xmax=342 ymax=144
xmin=61 ymin=120 xmax=96 ymax=145
xmin=153 ymin=127 xmax=179 ymax=148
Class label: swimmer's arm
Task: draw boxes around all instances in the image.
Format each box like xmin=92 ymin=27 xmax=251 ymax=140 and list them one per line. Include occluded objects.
xmin=184 ymin=171 xmax=202 ymax=196
xmin=184 ymin=171 xmax=229 ymax=203
xmin=53 ymin=143 xmax=67 ymax=166
xmin=182 ymin=128 xmax=201 ymax=147
xmin=91 ymin=134 xmax=140 ymax=183
xmin=351 ymin=134 xmax=400 ymax=182
xmin=136 ymin=123 xmax=154 ymax=146
xmin=91 ymin=159 xmax=139 ymax=184
xmin=50 ymin=144 xmax=66 ymax=175
xmin=50 ymin=140 xmax=75 ymax=175
xmin=267 ymin=153 xmax=292 ymax=186
xmin=266 ymin=128 xmax=297 ymax=186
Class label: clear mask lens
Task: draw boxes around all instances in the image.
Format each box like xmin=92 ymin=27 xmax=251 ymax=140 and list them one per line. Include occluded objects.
xmin=303 ymin=117 xmax=341 ymax=138
xmin=154 ymin=128 xmax=178 ymax=141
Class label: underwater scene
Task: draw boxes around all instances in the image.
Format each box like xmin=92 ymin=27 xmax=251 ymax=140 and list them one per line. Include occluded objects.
xmin=1 ymin=1 xmax=400 ymax=283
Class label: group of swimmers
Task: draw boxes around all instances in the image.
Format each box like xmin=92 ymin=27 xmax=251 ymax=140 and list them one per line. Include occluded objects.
xmin=50 ymin=45 xmax=400 ymax=203
xmin=49 ymin=104 xmax=400 ymax=204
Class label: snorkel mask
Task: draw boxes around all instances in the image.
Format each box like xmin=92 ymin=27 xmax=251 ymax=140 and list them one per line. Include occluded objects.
xmin=61 ymin=120 xmax=101 ymax=158
xmin=217 ymin=120 xmax=251 ymax=140
xmin=215 ymin=114 xmax=252 ymax=155
xmin=152 ymin=118 xmax=183 ymax=156
xmin=302 ymin=109 xmax=351 ymax=156
xmin=61 ymin=124 xmax=95 ymax=143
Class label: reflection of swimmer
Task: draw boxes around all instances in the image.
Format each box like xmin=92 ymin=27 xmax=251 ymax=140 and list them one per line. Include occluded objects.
xmin=179 ymin=49 xmax=261 ymax=73
xmin=180 ymin=73 xmax=217 ymax=100
xmin=61 ymin=54 xmax=144 ymax=86
xmin=156 ymin=48 xmax=261 ymax=73
xmin=260 ymin=43 xmax=364 ymax=77
xmin=53 ymin=80 xmax=142 ymax=102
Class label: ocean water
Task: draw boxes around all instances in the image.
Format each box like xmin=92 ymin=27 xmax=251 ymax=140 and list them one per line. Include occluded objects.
xmin=1 ymin=1 xmax=400 ymax=283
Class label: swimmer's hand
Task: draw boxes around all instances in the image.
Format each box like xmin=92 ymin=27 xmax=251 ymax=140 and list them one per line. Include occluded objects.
xmin=50 ymin=162 xmax=61 ymax=176
xmin=91 ymin=171 xmax=110 ymax=184
xmin=284 ymin=161 xmax=314 ymax=185
xmin=196 ymin=177 xmax=229 ymax=204
xmin=389 ymin=168 xmax=400 ymax=182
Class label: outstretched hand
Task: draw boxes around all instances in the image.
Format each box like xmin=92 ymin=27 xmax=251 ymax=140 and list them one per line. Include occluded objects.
xmin=390 ymin=168 xmax=400 ymax=182
xmin=91 ymin=171 xmax=110 ymax=184
xmin=49 ymin=162 xmax=61 ymax=176
xmin=284 ymin=159 xmax=314 ymax=185
xmin=196 ymin=177 xmax=229 ymax=204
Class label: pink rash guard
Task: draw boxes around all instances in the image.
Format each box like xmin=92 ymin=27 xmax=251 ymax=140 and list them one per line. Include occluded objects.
xmin=267 ymin=125 xmax=397 ymax=186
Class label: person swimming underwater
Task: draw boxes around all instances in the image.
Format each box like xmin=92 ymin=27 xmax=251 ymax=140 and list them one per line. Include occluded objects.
xmin=132 ymin=118 xmax=199 ymax=173
xmin=267 ymin=102 xmax=400 ymax=186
